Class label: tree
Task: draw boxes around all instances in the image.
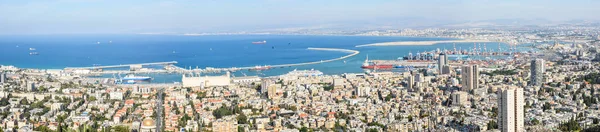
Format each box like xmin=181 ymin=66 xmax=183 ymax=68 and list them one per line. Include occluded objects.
xmin=213 ymin=106 xmax=233 ymax=119
xmin=0 ymin=98 xmax=9 ymax=106
xmin=237 ymin=114 xmax=248 ymax=124
xmin=19 ymin=98 xmax=30 ymax=105
xmin=112 ymin=125 xmax=130 ymax=132
xmin=323 ymin=84 xmax=333 ymax=91
xmin=487 ymin=120 xmax=498 ymax=130
xmin=558 ymin=117 xmax=582 ymax=131
xmin=385 ymin=94 xmax=392 ymax=102
xmin=88 ymin=96 xmax=97 ymax=102
xmin=531 ymin=118 xmax=541 ymax=125
xmin=299 ymin=127 xmax=309 ymax=132
xmin=238 ymin=126 xmax=245 ymax=132
xmin=368 ymin=128 xmax=378 ymax=132
xmin=542 ymin=102 xmax=552 ymax=111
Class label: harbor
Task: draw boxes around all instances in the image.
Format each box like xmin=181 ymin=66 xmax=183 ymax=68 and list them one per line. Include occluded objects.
xmin=64 ymin=47 xmax=360 ymax=76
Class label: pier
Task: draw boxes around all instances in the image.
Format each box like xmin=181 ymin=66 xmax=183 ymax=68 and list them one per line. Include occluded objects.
xmin=65 ymin=61 xmax=178 ymax=70
xmin=182 ymin=47 xmax=360 ymax=72
xmin=66 ymin=48 xmax=359 ymax=75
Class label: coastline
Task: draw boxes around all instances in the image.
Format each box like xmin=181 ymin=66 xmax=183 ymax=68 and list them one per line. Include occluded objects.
xmin=355 ymin=39 xmax=496 ymax=47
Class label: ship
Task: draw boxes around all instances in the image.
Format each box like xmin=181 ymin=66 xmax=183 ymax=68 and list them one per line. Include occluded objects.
xmin=360 ymin=55 xmax=393 ymax=69
xmin=252 ymin=40 xmax=267 ymax=44
xmin=249 ymin=65 xmax=271 ymax=71
xmin=29 ymin=48 xmax=36 ymax=51
xmin=121 ymin=74 xmax=152 ymax=81
xmin=29 ymin=52 xmax=39 ymax=55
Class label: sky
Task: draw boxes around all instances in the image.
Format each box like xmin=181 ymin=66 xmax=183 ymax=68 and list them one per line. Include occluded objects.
xmin=0 ymin=0 xmax=599 ymax=34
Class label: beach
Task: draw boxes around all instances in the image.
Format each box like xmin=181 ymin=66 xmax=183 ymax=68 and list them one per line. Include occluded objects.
xmin=355 ymin=39 xmax=495 ymax=47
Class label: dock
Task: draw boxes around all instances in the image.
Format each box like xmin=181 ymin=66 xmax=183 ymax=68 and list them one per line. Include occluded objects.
xmin=65 ymin=47 xmax=359 ymax=75
xmin=65 ymin=61 xmax=177 ymax=70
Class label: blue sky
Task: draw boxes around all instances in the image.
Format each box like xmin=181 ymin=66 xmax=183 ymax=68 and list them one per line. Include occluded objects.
xmin=0 ymin=0 xmax=598 ymax=34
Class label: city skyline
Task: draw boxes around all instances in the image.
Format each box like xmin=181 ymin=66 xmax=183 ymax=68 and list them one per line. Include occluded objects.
xmin=2 ymin=1 xmax=600 ymax=132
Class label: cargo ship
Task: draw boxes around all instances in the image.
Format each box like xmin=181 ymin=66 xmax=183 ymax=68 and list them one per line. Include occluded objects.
xmin=252 ymin=40 xmax=267 ymax=44
xmin=360 ymin=56 xmax=393 ymax=69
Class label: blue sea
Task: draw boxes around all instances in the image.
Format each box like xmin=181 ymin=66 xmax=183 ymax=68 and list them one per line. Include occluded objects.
xmin=0 ymin=35 xmax=526 ymax=83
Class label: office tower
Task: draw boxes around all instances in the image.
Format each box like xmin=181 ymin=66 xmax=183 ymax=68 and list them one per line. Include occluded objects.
xmin=355 ymin=87 xmax=370 ymax=97
xmin=438 ymin=53 xmax=448 ymax=73
xmin=267 ymin=84 xmax=278 ymax=99
xmin=441 ymin=65 xmax=452 ymax=75
xmin=27 ymin=82 xmax=36 ymax=91
xmin=415 ymin=73 xmax=424 ymax=82
xmin=407 ymin=75 xmax=415 ymax=89
xmin=461 ymin=65 xmax=479 ymax=91
xmin=497 ymin=87 xmax=524 ymax=132
xmin=261 ymin=79 xmax=275 ymax=94
xmin=452 ymin=91 xmax=468 ymax=106
xmin=473 ymin=65 xmax=479 ymax=90
xmin=0 ymin=72 xmax=5 ymax=84
xmin=530 ymin=59 xmax=545 ymax=86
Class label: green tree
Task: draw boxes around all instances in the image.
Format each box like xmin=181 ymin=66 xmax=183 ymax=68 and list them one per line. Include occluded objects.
xmin=385 ymin=94 xmax=393 ymax=102
xmin=213 ymin=106 xmax=233 ymax=119
xmin=487 ymin=120 xmax=498 ymax=130
xmin=299 ymin=127 xmax=309 ymax=132
xmin=532 ymin=118 xmax=541 ymax=125
xmin=542 ymin=102 xmax=552 ymax=111
xmin=112 ymin=125 xmax=130 ymax=132
xmin=558 ymin=117 xmax=582 ymax=131
xmin=88 ymin=96 xmax=97 ymax=101
xmin=237 ymin=114 xmax=248 ymax=124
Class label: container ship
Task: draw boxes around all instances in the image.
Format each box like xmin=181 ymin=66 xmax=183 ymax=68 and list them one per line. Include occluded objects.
xmin=252 ymin=40 xmax=267 ymax=44
xmin=360 ymin=56 xmax=393 ymax=69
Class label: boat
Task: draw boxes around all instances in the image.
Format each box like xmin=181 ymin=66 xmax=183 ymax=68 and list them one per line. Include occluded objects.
xmin=250 ymin=65 xmax=271 ymax=71
xmin=29 ymin=52 xmax=39 ymax=55
xmin=252 ymin=40 xmax=267 ymax=44
xmin=360 ymin=55 xmax=393 ymax=69
xmin=121 ymin=74 xmax=152 ymax=81
xmin=29 ymin=48 xmax=36 ymax=51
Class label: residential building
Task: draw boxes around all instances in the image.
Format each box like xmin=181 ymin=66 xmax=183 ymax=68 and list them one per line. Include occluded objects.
xmin=530 ymin=59 xmax=545 ymax=86
xmin=497 ymin=87 xmax=524 ymax=132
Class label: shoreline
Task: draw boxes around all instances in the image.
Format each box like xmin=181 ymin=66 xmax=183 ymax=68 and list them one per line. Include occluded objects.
xmin=355 ymin=39 xmax=496 ymax=47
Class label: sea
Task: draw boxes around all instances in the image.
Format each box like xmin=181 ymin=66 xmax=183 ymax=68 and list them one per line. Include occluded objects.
xmin=0 ymin=35 xmax=530 ymax=83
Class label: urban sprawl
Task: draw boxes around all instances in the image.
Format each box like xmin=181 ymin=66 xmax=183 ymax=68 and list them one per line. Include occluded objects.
xmin=3 ymin=23 xmax=600 ymax=132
